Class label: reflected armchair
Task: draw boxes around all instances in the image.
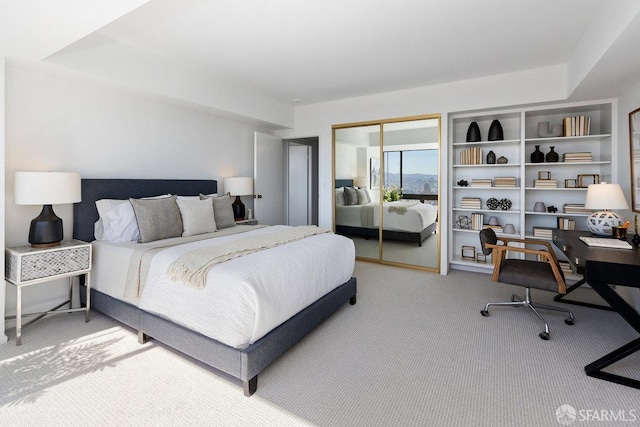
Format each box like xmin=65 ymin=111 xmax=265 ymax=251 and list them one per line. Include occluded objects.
xmin=478 ymin=228 xmax=574 ymax=340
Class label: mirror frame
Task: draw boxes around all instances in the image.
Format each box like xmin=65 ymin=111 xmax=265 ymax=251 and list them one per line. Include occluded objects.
xmin=629 ymin=107 xmax=640 ymax=212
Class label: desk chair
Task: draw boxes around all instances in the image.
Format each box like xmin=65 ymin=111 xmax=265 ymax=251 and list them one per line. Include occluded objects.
xmin=479 ymin=228 xmax=574 ymax=340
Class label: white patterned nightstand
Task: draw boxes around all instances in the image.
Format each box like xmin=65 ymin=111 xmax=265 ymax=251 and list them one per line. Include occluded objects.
xmin=5 ymin=239 xmax=92 ymax=345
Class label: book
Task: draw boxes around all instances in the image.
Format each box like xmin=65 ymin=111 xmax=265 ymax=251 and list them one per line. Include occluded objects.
xmin=579 ymin=236 xmax=632 ymax=249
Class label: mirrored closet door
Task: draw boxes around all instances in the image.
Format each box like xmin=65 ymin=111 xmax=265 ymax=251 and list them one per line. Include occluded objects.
xmin=333 ymin=115 xmax=441 ymax=271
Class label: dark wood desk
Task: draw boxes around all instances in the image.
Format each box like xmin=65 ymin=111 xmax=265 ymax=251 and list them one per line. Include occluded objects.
xmin=553 ymin=229 xmax=640 ymax=389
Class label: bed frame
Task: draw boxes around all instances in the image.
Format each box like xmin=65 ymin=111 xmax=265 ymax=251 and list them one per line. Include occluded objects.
xmin=73 ymin=178 xmax=357 ymax=396
xmin=334 ymin=179 xmax=437 ymax=246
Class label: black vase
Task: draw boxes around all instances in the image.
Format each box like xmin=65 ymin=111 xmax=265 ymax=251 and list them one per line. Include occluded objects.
xmin=486 ymin=150 xmax=496 ymax=164
xmin=546 ymin=146 xmax=559 ymax=162
xmin=531 ymin=145 xmax=544 ymax=163
xmin=466 ymin=121 xmax=481 ymax=142
xmin=488 ymin=119 xmax=504 ymax=141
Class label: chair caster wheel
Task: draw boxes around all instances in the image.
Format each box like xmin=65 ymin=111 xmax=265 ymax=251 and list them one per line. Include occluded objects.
xmin=565 ymin=318 xmax=574 ymax=325
xmin=539 ymin=332 xmax=550 ymax=340
xmin=480 ymin=310 xmax=489 ymax=317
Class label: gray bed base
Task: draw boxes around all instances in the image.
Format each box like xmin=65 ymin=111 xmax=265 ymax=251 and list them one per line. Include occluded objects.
xmin=73 ymin=178 xmax=356 ymax=396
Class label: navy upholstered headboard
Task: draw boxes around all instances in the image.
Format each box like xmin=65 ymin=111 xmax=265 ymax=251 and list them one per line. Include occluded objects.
xmin=73 ymin=179 xmax=218 ymax=243
xmin=335 ymin=179 xmax=354 ymax=188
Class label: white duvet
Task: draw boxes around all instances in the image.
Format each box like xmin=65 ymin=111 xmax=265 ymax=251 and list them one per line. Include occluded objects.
xmin=93 ymin=225 xmax=355 ymax=349
xmin=336 ymin=201 xmax=437 ymax=232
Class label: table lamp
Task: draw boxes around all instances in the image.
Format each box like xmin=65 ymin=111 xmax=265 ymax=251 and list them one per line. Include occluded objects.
xmin=224 ymin=177 xmax=253 ymax=220
xmin=14 ymin=171 xmax=82 ymax=247
xmin=584 ymin=182 xmax=629 ymax=236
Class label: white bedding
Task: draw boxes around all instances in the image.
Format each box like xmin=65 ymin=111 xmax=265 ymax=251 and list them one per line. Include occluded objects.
xmin=335 ymin=201 xmax=437 ymax=233
xmin=91 ymin=225 xmax=355 ymax=349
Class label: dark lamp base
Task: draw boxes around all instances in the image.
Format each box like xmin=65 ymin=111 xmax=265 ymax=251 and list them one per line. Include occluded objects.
xmin=232 ymin=196 xmax=246 ymax=221
xmin=29 ymin=204 xmax=64 ymax=248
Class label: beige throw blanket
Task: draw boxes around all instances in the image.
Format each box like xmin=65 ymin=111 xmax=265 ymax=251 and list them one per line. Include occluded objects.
xmin=387 ymin=200 xmax=419 ymax=215
xmin=167 ymin=225 xmax=330 ymax=289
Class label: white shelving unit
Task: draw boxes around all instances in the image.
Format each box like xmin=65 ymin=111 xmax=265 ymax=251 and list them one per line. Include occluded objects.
xmin=448 ymin=100 xmax=614 ymax=274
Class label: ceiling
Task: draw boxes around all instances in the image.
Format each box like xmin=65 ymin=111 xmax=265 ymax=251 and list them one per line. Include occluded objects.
xmin=85 ymin=0 xmax=621 ymax=105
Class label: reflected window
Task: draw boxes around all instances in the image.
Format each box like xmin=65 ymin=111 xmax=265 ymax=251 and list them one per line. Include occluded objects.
xmin=383 ymin=149 xmax=438 ymax=195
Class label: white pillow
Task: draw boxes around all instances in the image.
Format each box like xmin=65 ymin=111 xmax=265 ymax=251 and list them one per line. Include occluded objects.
xmin=177 ymin=198 xmax=217 ymax=236
xmin=103 ymin=201 xmax=140 ymax=242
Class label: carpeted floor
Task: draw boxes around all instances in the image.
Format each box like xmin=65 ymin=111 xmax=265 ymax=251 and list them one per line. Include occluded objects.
xmin=1 ymin=262 xmax=638 ymax=426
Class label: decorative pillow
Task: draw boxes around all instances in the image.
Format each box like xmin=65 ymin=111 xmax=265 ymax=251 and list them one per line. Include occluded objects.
xmin=176 ymin=194 xmax=217 ymax=201
xmin=343 ymin=187 xmax=359 ymax=206
xmin=362 ymin=187 xmax=372 ymax=204
xmin=103 ymin=201 xmax=141 ymax=242
xmin=200 ymin=193 xmax=236 ymax=229
xmin=129 ymin=195 xmax=183 ymax=243
xmin=176 ymin=197 xmax=217 ymax=236
xmin=335 ymin=187 xmax=345 ymax=206
xmin=356 ymin=188 xmax=370 ymax=205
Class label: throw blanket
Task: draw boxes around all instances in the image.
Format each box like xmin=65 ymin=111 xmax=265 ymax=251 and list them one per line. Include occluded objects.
xmin=167 ymin=225 xmax=330 ymax=289
xmin=387 ymin=200 xmax=419 ymax=215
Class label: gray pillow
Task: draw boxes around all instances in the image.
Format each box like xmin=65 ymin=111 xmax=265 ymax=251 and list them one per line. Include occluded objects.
xmin=200 ymin=193 xmax=236 ymax=229
xmin=176 ymin=197 xmax=217 ymax=236
xmin=356 ymin=188 xmax=369 ymax=205
xmin=129 ymin=195 xmax=183 ymax=243
xmin=344 ymin=187 xmax=358 ymax=206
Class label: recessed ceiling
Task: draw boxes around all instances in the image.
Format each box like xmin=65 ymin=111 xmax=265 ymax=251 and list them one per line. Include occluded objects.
xmin=85 ymin=0 xmax=605 ymax=104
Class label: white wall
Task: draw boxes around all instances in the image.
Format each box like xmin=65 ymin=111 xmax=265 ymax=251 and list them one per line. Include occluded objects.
xmin=0 ymin=57 xmax=7 ymax=343
xmin=3 ymin=61 xmax=268 ymax=319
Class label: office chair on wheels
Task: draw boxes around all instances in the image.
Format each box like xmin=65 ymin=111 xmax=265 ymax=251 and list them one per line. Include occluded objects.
xmin=478 ymin=228 xmax=574 ymax=340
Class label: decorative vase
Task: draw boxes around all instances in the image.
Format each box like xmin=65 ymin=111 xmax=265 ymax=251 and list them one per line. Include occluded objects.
xmin=486 ymin=150 xmax=496 ymax=164
xmin=531 ymin=145 xmax=544 ymax=163
xmin=533 ymin=202 xmax=546 ymax=212
xmin=497 ymin=156 xmax=508 ymax=164
xmin=546 ymin=146 xmax=559 ymax=162
xmin=466 ymin=121 xmax=481 ymax=142
xmin=488 ymin=119 xmax=504 ymax=141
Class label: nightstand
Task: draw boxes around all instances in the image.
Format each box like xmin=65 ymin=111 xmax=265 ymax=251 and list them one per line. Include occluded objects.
xmin=236 ymin=219 xmax=259 ymax=225
xmin=5 ymin=239 xmax=92 ymax=345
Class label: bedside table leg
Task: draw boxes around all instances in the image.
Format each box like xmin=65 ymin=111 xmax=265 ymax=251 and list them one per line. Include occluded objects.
xmin=68 ymin=277 xmax=73 ymax=309
xmin=16 ymin=287 xmax=22 ymax=346
xmin=85 ymin=272 xmax=91 ymax=323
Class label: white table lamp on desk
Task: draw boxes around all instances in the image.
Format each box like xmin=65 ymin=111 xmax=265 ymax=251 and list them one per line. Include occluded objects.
xmin=584 ymin=182 xmax=629 ymax=236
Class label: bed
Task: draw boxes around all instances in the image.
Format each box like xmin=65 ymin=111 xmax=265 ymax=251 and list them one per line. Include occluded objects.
xmin=334 ymin=179 xmax=437 ymax=246
xmin=73 ymin=178 xmax=357 ymax=396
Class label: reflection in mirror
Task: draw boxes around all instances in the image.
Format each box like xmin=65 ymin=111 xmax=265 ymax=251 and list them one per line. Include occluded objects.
xmin=630 ymin=107 xmax=640 ymax=212
xmin=333 ymin=115 xmax=440 ymax=271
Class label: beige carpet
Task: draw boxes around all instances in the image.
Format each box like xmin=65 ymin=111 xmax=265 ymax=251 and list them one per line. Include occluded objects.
xmin=1 ymin=262 xmax=639 ymax=426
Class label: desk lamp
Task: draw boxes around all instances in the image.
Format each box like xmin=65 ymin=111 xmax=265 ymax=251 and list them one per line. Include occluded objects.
xmin=14 ymin=171 xmax=82 ymax=247
xmin=224 ymin=177 xmax=253 ymax=220
xmin=584 ymin=182 xmax=629 ymax=236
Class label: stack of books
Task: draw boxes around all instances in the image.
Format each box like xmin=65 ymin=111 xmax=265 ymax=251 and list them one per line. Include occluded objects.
xmin=563 ymin=203 xmax=591 ymax=213
xmin=563 ymin=152 xmax=593 ymax=162
xmin=557 ymin=217 xmax=576 ymax=230
xmin=483 ymin=224 xmax=503 ymax=233
xmin=471 ymin=213 xmax=484 ymax=230
xmin=534 ymin=179 xmax=558 ymax=188
xmin=461 ymin=197 xmax=482 ymax=209
xmin=460 ymin=147 xmax=483 ymax=165
xmin=494 ymin=177 xmax=517 ymax=187
xmin=558 ymin=260 xmax=573 ymax=275
xmin=471 ymin=179 xmax=492 ymax=187
xmin=563 ymin=115 xmax=591 ymax=136
xmin=532 ymin=227 xmax=554 ymax=238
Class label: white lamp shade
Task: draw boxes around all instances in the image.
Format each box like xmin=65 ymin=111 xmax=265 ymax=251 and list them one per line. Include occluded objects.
xmin=14 ymin=171 xmax=81 ymax=205
xmin=584 ymin=182 xmax=629 ymax=210
xmin=224 ymin=177 xmax=253 ymax=196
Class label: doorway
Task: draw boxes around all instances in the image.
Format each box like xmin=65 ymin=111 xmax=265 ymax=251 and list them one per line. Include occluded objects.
xmin=285 ymin=137 xmax=319 ymax=226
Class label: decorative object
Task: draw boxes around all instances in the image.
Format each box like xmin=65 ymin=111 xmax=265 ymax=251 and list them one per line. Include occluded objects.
xmin=456 ymin=215 xmax=471 ymax=229
xmin=487 ymin=119 xmax=504 ymax=141
xmin=466 ymin=121 xmax=481 ymax=142
xmin=565 ymin=179 xmax=577 ymax=188
xmin=577 ymin=174 xmax=600 ymax=188
xmin=487 ymin=216 xmax=499 ymax=226
xmin=499 ymin=198 xmax=512 ymax=210
xmin=633 ymin=215 xmax=640 ymax=247
xmin=533 ymin=202 xmax=546 ymax=212
xmin=530 ymin=145 xmax=544 ymax=163
xmin=486 ymin=198 xmax=500 ymax=210
xmin=584 ymin=182 xmax=629 ymax=236
xmin=14 ymin=171 xmax=82 ymax=248
xmin=224 ymin=176 xmax=253 ymax=221
xmin=383 ymin=186 xmax=402 ymax=202
xmin=370 ymin=158 xmax=380 ymax=189
xmin=538 ymin=171 xmax=551 ymax=180
xmin=476 ymin=253 xmax=487 ymax=263
xmin=537 ymin=121 xmax=563 ymax=138
xmin=457 ymin=179 xmax=469 ymax=187
xmin=612 ymin=226 xmax=627 ymax=240
xmin=629 ymin=107 xmax=640 ymax=212
xmin=461 ymin=245 xmax=476 ymax=260
xmin=547 ymin=206 xmax=557 ymax=213
xmin=497 ymin=156 xmax=508 ymax=164
xmin=486 ymin=150 xmax=496 ymax=164
xmin=503 ymin=224 xmax=516 ymax=234
xmin=545 ymin=146 xmax=559 ymax=162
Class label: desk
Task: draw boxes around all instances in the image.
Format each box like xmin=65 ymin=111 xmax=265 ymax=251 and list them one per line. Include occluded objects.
xmin=553 ymin=229 xmax=640 ymax=389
